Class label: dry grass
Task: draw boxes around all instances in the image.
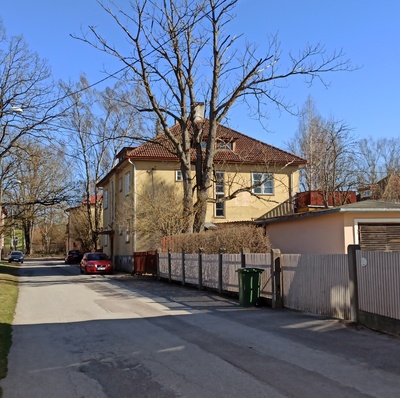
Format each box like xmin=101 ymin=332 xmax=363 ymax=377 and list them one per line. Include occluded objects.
xmin=0 ymin=263 xmax=19 ymax=397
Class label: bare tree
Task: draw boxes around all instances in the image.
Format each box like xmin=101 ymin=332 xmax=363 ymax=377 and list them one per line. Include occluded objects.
xmin=358 ymin=138 xmax=384 ymax=187
xmin=67 ymin=204 xmax=96 ymax=253
xmin=359 ymin=137 xmax=400 ymax=184
xmin=0 ymin=21 xmax=61 ymax=156
xmin=287 ymin=97 xmax=358 ymax=206
xmin=75 ymin=0 xmax=353 ymax=231
xmin=60 ymin=75 xmax=146 ymax=249
xmin=133 ymin=181 xmax=186 ymax=250
xmin=4 ymin=142 xmax=70 ymax=254
xmin=358 ymin=137 xmax=400 ymax=201
xmin=34 ymin=206 xmax=66 ymax=254
xmin=0 ymin=21 xmax=65 ymax=257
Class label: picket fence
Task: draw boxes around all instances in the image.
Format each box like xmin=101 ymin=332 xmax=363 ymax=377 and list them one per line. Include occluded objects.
xmin=158 ymin=252 xmax=273 ymax=299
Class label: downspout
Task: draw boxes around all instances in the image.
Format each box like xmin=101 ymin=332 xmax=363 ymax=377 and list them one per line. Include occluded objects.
xmin=128 ymin=159 xmax=137 ymax=252
xmin=289 ymin=169 xmax=294 ymax=214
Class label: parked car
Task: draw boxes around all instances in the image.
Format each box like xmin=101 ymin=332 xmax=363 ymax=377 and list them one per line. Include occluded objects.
xmin=8 ymin=251 xmax=24 ymax=263
xmin=80 ymin=252 xmax=114 ymax=275
xmin=65 ymin=250 xmax=83 ymax=264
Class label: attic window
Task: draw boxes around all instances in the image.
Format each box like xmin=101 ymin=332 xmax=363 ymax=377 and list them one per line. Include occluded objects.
xmin=216 ymin=140 xmax=233 ymax=150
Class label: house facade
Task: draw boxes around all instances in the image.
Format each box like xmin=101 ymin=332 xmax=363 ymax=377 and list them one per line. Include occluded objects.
xmin=97 ymin=121 xmax=306 ymax=267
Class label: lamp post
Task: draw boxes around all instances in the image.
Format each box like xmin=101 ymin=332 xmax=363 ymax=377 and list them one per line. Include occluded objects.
xmin=0 ymin=106 xmax=23 ymax=260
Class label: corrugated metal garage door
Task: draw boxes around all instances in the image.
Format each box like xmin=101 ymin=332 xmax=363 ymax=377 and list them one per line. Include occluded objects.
xmin=359 ymin=224 xmax=400 ymax=251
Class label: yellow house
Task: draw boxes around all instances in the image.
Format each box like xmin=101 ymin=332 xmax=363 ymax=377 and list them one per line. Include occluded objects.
xmin=97 ymin=120 xmax=306 ymax=268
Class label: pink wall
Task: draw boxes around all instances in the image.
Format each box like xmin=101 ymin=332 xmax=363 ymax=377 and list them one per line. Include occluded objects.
xmin=267 ymin=213 xmax=346 ymax=254
xmin=266 ymin=211 xmax=400 ymax=254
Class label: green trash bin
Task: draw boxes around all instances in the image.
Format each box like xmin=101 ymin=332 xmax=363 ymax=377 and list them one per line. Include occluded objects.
xmin=236 ymin=267 xmax=264 ymax=306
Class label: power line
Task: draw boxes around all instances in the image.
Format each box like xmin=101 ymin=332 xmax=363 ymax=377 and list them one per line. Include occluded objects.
xmin=41 ymin=1 xmax=219 ymax=106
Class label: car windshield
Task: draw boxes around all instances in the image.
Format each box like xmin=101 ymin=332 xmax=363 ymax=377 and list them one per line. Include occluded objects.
xmin=11 ymin=251 xmax=22 ymax=256
xmin=87 ymin=253 xmax=109 ymax=261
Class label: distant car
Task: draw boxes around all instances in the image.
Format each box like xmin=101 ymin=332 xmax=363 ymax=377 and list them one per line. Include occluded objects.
xmin=8 ymin=251 xmax=24 ymax=263
xmin=65 ymin=250 xmax=83 ymax=264
xmin=80 ymin=252 xmax=114 ymax=275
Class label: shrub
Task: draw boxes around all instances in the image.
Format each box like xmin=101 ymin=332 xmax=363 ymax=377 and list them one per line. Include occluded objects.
xmin=162 ymin=225 xmax=270 ymax=253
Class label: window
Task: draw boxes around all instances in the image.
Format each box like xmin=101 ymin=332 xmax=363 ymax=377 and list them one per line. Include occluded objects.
xmin=103 ymin=234 xmax=108 ymax=247
xmin=125 ymin=228 xmax=130 ymax=243
xmin=175 ymin=170 xmax=183 ymax=181
xmin=119 ymin=177 xmax=123 ymax=192
xmin=215 ymin=171 xmax=225 ymax=217
xmin=125 ymin=172 xmax=131 ymax=195
xmin=252 ymin=172 xmax=274 ymax=194
xmin=103 ymin=190 xmax=108 ymax=209
xmin=216 ymin=140 xmax=233 ymax=150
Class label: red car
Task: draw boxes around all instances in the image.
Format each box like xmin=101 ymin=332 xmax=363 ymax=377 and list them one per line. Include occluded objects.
xmin=80 ymin=252 xmax=114 ymax=275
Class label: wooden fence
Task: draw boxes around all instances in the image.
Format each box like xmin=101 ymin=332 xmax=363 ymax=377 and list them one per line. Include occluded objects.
xmin=282 ymin=254 xmax=350 ymax=320
xmin=158 ymin=251 xmax=272 ymax=299
xmin=155 ymin=248 xmax=400 ymax=334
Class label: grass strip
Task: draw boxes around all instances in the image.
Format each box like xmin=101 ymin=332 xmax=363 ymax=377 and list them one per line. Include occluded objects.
xmin=0 ymin=262 xmax=19 ymax=398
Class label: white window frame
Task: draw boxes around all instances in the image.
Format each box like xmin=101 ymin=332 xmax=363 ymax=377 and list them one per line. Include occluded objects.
xmin=215 ymin=171 xmax=225 ymax=217
xmin=175 ymin=170 xmax=183 ymax=181
xmin=125 ymin=172 xmax=131 ymax=195
xmin=103 ymin=189 xmax=108 ymax=209
xmin=252 ymin=172 xmax=274 ymax=195
xmin=216 ymin=140 xmax=233 ymax=150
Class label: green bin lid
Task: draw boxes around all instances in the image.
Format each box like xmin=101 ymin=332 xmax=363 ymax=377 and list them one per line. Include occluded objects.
xmin=236 ymin=267 xmax=264 ymax=273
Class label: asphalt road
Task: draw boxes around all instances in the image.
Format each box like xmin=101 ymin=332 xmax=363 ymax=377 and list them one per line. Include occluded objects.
xmin=1 ymin=259 xmax=400 ymax=398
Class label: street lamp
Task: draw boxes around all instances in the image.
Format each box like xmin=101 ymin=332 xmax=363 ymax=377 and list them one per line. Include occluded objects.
xmin=0 ymin=106 xmax=23 ymax=117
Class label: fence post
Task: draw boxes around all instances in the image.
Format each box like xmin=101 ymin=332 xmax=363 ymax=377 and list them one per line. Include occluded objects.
xmin=182 ymin=248 xmax=186 ymax=286
xmin=348 ymin=244 xmax=360 ymax=322
xmin=156 ymin=250 xmax=160 ymax=280
xmin=218 ymin=247 xmax=225 ymax=294
xmin=271 ymin=249 xmax=283 ymax=309
xmin=241 ymin=247 xmax=249 ymax=268
xmin=168 ymin=249 xmax=172 ymax=283
xmin=198 ymin=248 xmax=203 ymax=290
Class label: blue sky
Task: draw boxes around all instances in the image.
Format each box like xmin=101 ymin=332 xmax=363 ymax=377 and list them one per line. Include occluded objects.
xmin=1 ymin=0 xmax=399 ymax=148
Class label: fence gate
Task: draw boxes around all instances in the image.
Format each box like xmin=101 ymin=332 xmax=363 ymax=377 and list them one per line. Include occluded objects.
xmin=133 ymin=251 xmax=157 ymax=275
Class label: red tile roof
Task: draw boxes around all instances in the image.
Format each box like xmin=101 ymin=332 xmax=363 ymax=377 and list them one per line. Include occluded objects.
xmin=127 ymin=120 xmax=306 ymax=166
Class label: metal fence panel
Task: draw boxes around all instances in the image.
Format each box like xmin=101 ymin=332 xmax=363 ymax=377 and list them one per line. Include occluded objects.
xmin=282 ymin=254 xmax=350 ymax=319
xmin=357 ymin=251 xmax=400 ymax=320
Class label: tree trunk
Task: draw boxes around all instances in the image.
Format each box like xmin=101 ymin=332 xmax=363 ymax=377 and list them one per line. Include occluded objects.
xmin=23 ymin=219 xmax=33 ymax=255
